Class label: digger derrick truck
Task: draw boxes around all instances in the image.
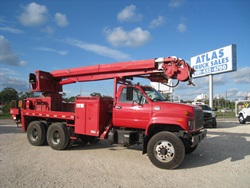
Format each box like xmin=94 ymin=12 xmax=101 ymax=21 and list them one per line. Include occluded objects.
xmin=10 ymin=56 xmax=206 ymax=169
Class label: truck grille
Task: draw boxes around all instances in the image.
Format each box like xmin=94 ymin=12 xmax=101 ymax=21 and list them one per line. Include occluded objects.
xmin=204 ymin=112 xmax=212 ymax=118
xmin=194 ymin=108 xmax=204 ymax=130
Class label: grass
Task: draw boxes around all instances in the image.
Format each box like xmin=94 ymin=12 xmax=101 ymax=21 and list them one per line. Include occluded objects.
xmin=0 ymin=113 xmax=12 ymax=119
xmin=216 ymin=111 xmax=236 ymax=118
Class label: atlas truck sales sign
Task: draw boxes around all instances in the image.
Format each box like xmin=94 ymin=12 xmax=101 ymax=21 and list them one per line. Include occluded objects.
xmin=190 ymin=44 xmax=237 ymax=78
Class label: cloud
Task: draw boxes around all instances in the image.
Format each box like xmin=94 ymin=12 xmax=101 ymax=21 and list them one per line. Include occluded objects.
xmin=216 ymin=88 xmax=250 ymax=100
xmin=18 ymin=2 xmax=48 ymax=26
xmin=0 ymin=68 xmax=28 ymax=91
xmin=173 ymin=66 xmax=250 ymax=101
xmin=65 ymin=38 xmax=131 ymax=61
xmin=214 ymin=75 xmax=228 ymax=85
xmin=16 ymin=3 xmax=69 ymax=36
xmin=41 ymin=25 xmax=55 ymax=35
xmin=226 ymin=88 xmax=239 ymax=99
xmin=55 ymin=13 xmax=69 ymax=27
xmin=177 ymin=23 xmax=187 ymax=32
xmin=149 ymin=16 xmax=165 ymax=28
xmin=235 ymin=91 xmax=250 ymax=99
xmin=195 ymin=75 xmax=227 ymax=86
xmin=231 ymin=67 xmax=250 ymax=83
xmin=0 ymin=16 xmax=6 ymax=23
xmin=173 ymin=82 xmax=208 ymax=100
xmin=0 ymin=27 xmax=24 ymax=34
xmin=0 ymin=68 xmax=18 ymax=76
xmin=117 ymin=4 xmax=142 ymax=22
xmin=35 ymin=47 xmax=68 ymax=56
xmin=193 ymin=67 xmax=250 ymax=86
xmin=0 ymin=35 xmax=27 ymax=66
xmin=169 ymin=0 xmax=186 ymax=7
xmin=104 ymin=27 xmax=151 ymax=47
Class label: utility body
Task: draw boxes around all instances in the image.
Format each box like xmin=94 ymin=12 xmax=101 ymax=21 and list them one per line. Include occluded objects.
xmin=10 ymin=56 xmax=206 ymax=169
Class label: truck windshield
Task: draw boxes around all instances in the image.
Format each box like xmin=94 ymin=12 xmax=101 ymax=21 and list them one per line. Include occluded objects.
xmin=142 ymin=87 xmax=167 ymax=102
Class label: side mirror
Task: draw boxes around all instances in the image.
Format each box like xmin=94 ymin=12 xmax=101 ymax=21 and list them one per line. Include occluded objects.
xmin=126 ymin=87 xmax=133 ymax=101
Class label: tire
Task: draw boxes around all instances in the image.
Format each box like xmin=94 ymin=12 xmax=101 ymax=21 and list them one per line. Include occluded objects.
xmin=147 ymin=131 xmax=185 ymax=169
xmin=238 ymin=114 xmax=246 ymax=124
xmin=66 ymin=139 xmax=75 ymax=149
xmin=185 ymin=145 xmax=198 ymax=154
xmin=40 ymin=121 xmax=49 ymax=145
xmin=41 ymin=120 xmax=49 ymax=130
xmin=47 ymin=123 xmax=70 ymax=150
xmin=212 ymin=119 xmax=217 ymax=128
xmin=27 ymin=121 xmax=46 ymax=146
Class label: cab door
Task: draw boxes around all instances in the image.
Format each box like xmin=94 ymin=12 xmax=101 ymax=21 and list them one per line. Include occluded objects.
xmin=113 ymin=87 xmax=151 ymax=129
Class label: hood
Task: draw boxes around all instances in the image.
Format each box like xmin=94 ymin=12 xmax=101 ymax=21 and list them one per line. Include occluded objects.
xmin=152 ymin=101 xmax=196 ymax=117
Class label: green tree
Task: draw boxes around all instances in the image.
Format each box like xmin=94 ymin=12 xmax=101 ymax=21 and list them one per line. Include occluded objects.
xmin=19 ymin=91 xmax=40 ymax=100
xmin=0 ymin=87 xmax=18 ymax=103
xmin=67 ymin=96 xmax=77 ymax=102
xmin=102 ymin=95 xmax=112 ymax=98
xmin=90 ymin=92 xmax=102 ymax=97
xmin=0 ymin=88 xmax=18 ymax=117
xmin=2 ymin=103 xmax=10 ymax=113
xmin=62 ymin=92 xmax=77 ymax=102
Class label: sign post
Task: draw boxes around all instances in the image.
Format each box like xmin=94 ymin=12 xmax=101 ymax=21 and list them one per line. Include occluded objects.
xmin=209 ymin=74 xmax=213 ymax=108
xmin=190 ymin=44 xmax=237 ymax=109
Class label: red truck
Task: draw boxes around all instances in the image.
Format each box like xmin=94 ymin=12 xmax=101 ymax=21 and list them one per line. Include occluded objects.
xmin=10 ymin=56 xmax=206 ymax=169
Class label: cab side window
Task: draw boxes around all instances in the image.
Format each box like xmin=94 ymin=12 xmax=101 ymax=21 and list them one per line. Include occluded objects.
xmin=119 ymin=87 xmax=148 ymax=104
xmin=119 ymin=88 xmax=128 ymax=102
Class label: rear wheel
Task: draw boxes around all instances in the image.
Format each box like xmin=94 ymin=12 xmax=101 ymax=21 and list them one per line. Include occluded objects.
xmin=66 ymin=139 xmax=75 ymax=149
xmin=27 ymin=121 xmax=46 ymax=146
xmin=147 ymin=131 xmax=185 ymax=169
xmin=47 ymin=123 xmax=70 ymax=150
xmin=239 ymin=114 xmax=246 ymax=124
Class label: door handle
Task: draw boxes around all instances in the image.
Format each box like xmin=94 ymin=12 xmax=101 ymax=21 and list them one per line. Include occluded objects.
xmin=115 ymin=106 xmax=122 ymax=109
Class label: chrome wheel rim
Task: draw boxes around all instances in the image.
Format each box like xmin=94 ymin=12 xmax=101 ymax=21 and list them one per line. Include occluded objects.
xmin=52 ymin=130 xmax=60 ymax=145
xmin=154 ymin=140 xmax=175 ymax=162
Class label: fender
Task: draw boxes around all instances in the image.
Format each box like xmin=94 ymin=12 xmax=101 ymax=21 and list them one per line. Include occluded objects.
xmin=145 ymin=116 xmax=188 ymax=135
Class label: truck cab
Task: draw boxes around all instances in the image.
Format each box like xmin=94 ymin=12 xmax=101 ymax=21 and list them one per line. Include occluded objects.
xmin=114 ymin=84 xmax=204 ymax=132
xmin=238 ymin=105 xmax=250 ymax=124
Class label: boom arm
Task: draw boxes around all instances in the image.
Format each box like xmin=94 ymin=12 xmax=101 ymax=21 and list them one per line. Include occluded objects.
xmin=29 ymin=56 xmax=194 ymax=92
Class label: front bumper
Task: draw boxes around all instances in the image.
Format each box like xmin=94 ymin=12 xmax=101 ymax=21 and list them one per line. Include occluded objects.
xmin=191 ymin=129 xmax=207 ymax=147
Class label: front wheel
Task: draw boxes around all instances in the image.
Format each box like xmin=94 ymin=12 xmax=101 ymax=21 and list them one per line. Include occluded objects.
xmin=238 ymin=114 xmax=246 ymax=124
xmin=147 ymin=132 xmax=185 ymax=170
xmin=212 ymin=118 xmax=217 ymax=128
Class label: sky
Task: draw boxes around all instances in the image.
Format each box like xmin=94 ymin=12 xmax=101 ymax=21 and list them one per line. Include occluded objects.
xmin=0 ymin=0 xmax=250 ymax=101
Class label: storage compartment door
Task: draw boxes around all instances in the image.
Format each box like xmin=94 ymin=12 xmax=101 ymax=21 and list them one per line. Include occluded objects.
xmin=75 ymin=103 xmax=86 ymax=134
xmin=85 ymin=102 xmax=99 ymax=136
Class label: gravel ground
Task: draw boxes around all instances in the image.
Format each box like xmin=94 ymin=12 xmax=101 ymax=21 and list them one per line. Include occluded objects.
xmin=0 ymin=119 xmax=250 ymax=188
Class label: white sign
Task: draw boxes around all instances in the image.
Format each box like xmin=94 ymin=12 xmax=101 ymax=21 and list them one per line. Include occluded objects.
xmin=150 ymin=79 xmax=173 ymax=94
xmin=190 ymin=44 xmax=237 ymax=78
xmin=76 ymin=103 xmax=84 ymax=108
